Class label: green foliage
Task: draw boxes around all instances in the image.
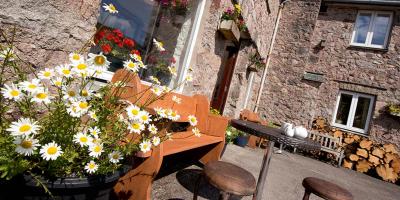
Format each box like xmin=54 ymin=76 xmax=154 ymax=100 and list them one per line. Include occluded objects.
xmin=225 ymin=125 xmax=246 ymax=143
xmin=209 ymin=108 xmax=221 ymax=116
xmin=388 ymin=104 xmax=400 ymax=114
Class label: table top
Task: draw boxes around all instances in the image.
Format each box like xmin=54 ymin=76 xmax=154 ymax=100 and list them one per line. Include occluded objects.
xmin=231 ymin=119 xmax=321 ymax=151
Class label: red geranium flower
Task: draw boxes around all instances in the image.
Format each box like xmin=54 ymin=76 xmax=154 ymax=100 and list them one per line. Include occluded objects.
xmin=117 ymin=42 xmax=123 ymax=48
xmin=101 ymin=44 xmax=112 ymax=54
xmin=106 ymin=33 xmax=114 ymax=41
xmin=113 ymin=29 xmax=123 ymax=38
xmin=169 ymin=57 xmax=176 ymax=64
xmin=123 ymin=38 xmax=135 ymax=48
xmin=96 ymin=29 xmax=106 ymax=40
xmin=113 ymin=37 xmax=121 ymax=44
xmin=131 ymin=50 xmax=141 ymax=56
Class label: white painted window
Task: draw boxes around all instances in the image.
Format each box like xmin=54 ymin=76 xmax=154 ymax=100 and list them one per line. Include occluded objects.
xmin=332 ymin=90 xmax=375 ymax=134
xmin=93 ymin=0 xmax=206 ymax=91
xmin=350 ymin=11 xmax=393 ymax=49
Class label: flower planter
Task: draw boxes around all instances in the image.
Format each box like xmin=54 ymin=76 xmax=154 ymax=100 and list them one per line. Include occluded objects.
xmin=218 ymin=20 xmax=240 ymax=43
xmin=234 ymin=136 xmax=249 ymax=147
xmin=0 ymin=166 xmax=130 ymax=200
xmin=389 ymin=111 xmax=400 ymax=118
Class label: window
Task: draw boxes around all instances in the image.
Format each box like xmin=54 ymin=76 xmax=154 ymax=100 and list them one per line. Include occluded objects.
xmin=93 ymin=0 xmax=206 ymax=90
xmin=332 ymin=91 xmax=375 ymax=134
xmin=350 ymin=11 xmax=393 ymax=49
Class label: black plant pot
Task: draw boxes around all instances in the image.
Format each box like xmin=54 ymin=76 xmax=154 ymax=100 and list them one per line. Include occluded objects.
xmin=0 ymin=166 xmax=130 ymax=200
xmin=235 ymin=136 xmax=249 ymax=147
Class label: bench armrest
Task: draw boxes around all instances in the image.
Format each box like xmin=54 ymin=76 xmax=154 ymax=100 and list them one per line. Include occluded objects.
xmin=204 ymin=114 xmax=229 ymax=138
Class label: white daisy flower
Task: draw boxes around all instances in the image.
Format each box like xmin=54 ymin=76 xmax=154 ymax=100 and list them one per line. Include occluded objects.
xmin=168 ymin=110 xmax=180 ymax=121
xmin=139 ymin=140 xmax=152 ymax=153
xmin=38 ymin=68 xmax=54 ymax=80
xmin=188 ymin=115 xmax=198 ymax=126
xmin=14 ymin=137 xmax=39 ymax=156
xmin=1 ymin=83 xmax=23 ymax=101
xmin=79 ymin=88 xmax=93 ymax=100
xmin=126 ymin=104 xmax=141 ymax=120
xmin=154 ymin=107 xmax=166 ymax=118
xmin=0 ymin=47 xmax=16 ymax=61
xmin=192 ymin=127 xmax=201 ymax=137
xmin=149 ymin=76 xmax=160 ymax=85
xmin=138 ymin=111 xmax=152 ymax=124
xmin=226 ymin=131 xmax=232 ymax=136
xmin=172 ymin=95 xmax=181 ymax=104
xmin=89 ymin=143 xmax=104 ymax=158
xmin=31 ymin=89 xmax=52 ymax=104
xmin=123 ymin=60 xmax=140 ymax=73
xmin=128 ymin=121 xmax=145 ymax=134
xmin=69 ymin=53 xmax=84 ymax=64
xmin=153 ymin=38 xmax=165 ymax=52
xmin=152 ymin=136 xmax=161 ymax=146
xmin=73 ymin=132 xmax=92 ymax=147
xmin=87 ymin=53 xmax=110 ymax=69
xmin=148 ymin=124 xmax=158 ymax=134
xmin=185 ymin=74 xmax=193 ymax=82
xmin=108 ymin=151 xmax=122 ymax=164
xmin=89 ymin=111 xmax=98 ymax=121
xmin=6 ymin=118 xmax=41 ymax=137
xmin=150 ymin=87 xmax=163 ymax=96
xmin=88 ymin=127 xmax=101 ymax=138
xmin=56 ymin=65 xmax=73 ymax=78
xmin=90 ymin=137 xmax=102 ymax=145
xmin=84 ymin=160 xmax=98 ymax=174
xmin=168 ymin=66 xmax=177 ymax=76
xmin=73 ymin=62 xmax=89 ymax=76
xmin=62 ymin=87 xmax=79 ymax=101
xmin=162 ymin=86 xmax=171 ymax=93
xmin=103 ymin=3 xmax=118 ymax=13
xmin=73 ymin=100 xmax=90 ymax=113
xmin=19 ymin=79 xmax=43 ymax=93
xmin=51 ymin=77 xmax=64 ymax=87
xmin=130 ymin=53 xmax=142 ymax=62
xmin=137 ymin=60 xmax=147 ymax=69
xmin=40 ymin=142 xmax=63 ymax=161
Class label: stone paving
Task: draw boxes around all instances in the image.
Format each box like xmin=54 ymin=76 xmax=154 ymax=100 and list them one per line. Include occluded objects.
xmin=152 ymin=144 xmax=400 ymax=200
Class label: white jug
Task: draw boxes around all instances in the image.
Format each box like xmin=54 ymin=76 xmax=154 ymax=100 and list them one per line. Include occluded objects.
xmin=294 ymin=126 xmax=308 ymax=139
xmin=284 ymin=124 xmax=295 ymax=137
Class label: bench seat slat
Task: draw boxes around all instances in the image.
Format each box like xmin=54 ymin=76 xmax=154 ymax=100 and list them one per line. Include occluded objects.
xmin=136 ymin=131 xmax=223 ymax=158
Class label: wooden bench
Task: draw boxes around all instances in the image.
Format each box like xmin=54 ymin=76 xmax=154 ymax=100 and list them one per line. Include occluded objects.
xmin=110 ymin=69 xmax=229 ymax=200
xmin=309 ymin=131 xmax=344 ymax=167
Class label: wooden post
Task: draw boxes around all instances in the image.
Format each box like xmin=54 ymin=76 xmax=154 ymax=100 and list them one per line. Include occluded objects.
xmin=254 ymin=140 xmax=275 ymax=200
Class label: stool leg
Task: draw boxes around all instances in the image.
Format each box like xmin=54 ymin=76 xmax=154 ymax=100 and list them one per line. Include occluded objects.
xmin=302 ymin=189 xmax=311 ymax=200
xmin=219 ymin=192 xmax=230 ymax=200
xmin=193 ymin=173 xmax=203 ymax=200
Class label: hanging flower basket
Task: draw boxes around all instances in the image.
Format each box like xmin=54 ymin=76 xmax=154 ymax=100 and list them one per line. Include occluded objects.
xmin=218 ymin=20 xmax=240 ymax=43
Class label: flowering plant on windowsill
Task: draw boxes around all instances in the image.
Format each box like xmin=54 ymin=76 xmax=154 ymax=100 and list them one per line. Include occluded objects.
xmin=94 ymin=27 xmax=136 ymax=60
xmin=387 ymin=104 xmax=400 ymax=117
xmin=158 ymin=0 xmax=190 ymax=15
xmin=221 ymin=4 xmax=248 ymax=32
xmin=0 ymin=3 xmax=199 ymax=194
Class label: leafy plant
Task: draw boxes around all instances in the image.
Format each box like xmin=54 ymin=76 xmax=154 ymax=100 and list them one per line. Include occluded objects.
xmin=249 ymin=52 xmax=266 ymax=70
xmin=221 ymin=4 xmax=248 ymax=32
xmin=0 ymin=4 xmax=198 ymax=184
xmin=387 ymin=104 xmax=400 ymax=114
xmin=225 ymin=125 xmax=247 ymax=143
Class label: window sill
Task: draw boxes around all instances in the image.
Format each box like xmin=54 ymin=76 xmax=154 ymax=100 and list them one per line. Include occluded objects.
xmin=331 ymin=125 xmax=369 ymax=137
xmin=347 ymin=45 xmax=389 ymax=52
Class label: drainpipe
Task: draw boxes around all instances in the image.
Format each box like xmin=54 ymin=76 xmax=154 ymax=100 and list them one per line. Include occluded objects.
xmin=253 ymin=0 xmax=289 ymax=113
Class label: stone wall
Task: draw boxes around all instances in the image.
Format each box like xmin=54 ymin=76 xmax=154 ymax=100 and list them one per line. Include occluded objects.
xmin=259 ymin=0 xmax=400 ymax=147
xmin=0 ymin=0 xmax=100 ymax=68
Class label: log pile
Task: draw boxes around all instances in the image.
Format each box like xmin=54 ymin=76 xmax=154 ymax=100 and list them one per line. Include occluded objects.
xmin=312 ymin=117 xmax=400 ymax=183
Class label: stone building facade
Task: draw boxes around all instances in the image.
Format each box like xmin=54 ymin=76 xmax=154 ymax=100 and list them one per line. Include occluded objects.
xmin=258 ymin=0 xmax=400 ymax=147
xmin=1 ymin=0 xmax=399 ymax=147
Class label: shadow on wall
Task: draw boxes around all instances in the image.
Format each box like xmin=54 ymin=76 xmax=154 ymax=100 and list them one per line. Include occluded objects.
xmin=370 ymin=108 xmax=400 ymax=145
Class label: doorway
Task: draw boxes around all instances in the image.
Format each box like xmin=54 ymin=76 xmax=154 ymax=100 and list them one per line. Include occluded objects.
xmin=211 ymin=46 xmax=239 ymax=114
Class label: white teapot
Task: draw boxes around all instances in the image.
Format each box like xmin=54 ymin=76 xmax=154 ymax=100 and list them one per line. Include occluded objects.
xmin=293 ymin=126 xmax=308 ymax=139
xmin=281 ymin=122 xmax=292 ymax=131
xmin=283 ymin=124 xmax=295 ymax=137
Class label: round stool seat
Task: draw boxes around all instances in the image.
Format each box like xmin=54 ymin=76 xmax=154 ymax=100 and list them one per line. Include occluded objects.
xmin=302 ymin=177 xmax=353 ymax=200
xmin=203 ymin=161 xmax=256 ymax=196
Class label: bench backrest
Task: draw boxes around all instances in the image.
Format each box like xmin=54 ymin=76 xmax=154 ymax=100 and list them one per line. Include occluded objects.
xmin=309 ymin=131 xmax=342 ymax=151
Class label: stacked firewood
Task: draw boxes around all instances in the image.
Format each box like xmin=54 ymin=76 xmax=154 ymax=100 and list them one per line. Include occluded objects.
xmin=312 ymin=117 xmax=400 ymax=183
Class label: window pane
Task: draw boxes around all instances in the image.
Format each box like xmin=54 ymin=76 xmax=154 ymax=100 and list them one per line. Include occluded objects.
xmin=352 ymin=97 xmax=371 ymax=129
xmin=371 ymin=14 xmax=391 ymax=46
xmin=335 ymin=94 xmax=353 ymax=125
xmin=353 ymin=13 xmax=372 ymax=44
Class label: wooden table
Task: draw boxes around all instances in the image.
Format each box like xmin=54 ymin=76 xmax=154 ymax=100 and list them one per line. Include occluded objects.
xmin=231 ymin=119 xmax=321 ymax=200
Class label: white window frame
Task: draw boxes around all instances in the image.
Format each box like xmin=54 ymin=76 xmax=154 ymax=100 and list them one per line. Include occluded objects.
xmin=350 ymin=10 xmax=393 ymax=49
xmin=332 ymin=90 xmax=375 ymax=135
xmin=94 ymin=0 xmax=206 ymax=94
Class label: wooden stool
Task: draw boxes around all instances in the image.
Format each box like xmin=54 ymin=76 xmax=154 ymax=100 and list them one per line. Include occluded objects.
xmin=302 ymin=177 xmax=353 ymax=200
xmin=193 ymin=161 xmax=256 ymax=200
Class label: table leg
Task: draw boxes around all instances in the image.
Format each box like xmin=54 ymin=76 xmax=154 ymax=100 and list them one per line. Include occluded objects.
xmin=254 ymin=140 xmax=275 ymax=200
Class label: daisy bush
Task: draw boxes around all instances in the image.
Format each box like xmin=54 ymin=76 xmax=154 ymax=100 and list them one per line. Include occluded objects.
xmin=0 ymin=4 xmax=198 ymax=181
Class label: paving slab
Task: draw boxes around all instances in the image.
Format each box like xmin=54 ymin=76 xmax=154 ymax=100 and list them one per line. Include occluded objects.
xmin=152 ymin=144 xmax=400 ymax=200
